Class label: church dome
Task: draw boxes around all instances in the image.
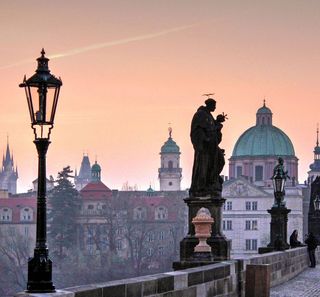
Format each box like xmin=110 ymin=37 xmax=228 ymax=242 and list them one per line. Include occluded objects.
xmin=232 ymin=103 xmax=295 ymax=157
xmin=161 ymin=137 xmax=180 ymax=154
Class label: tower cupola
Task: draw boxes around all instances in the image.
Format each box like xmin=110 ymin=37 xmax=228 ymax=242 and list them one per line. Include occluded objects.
xmin=308 ymin=125 xmax=320 ymax=181
xmin=91 ymin=161 xmax=101 ymax=182
xmin=256 ymin=100 xmax=273 ymax=126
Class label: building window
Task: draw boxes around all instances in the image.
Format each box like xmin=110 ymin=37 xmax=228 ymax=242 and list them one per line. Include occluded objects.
xmin=147 ymin=248 xmax=153 ymax=256
xmin=168 ymin=182 xmax=173 ymax=186
xmin=20 ymin=207 xmax=33 ymax=222
xmin=158 ymin=246 xmax=164 ymax=256
xmin=133 ymin=207 xmax=147 ymax=220
xmin=223 ymin=220 xmax=232 ymax=231
xmin=245 ymin=239 xmax=258 ymax=251
xmin=24 ymin=226 xmax=29 ymax=237
xmin=222 ymin=220 xmax=232 ymax=231
xmin=226 ymin=201 xmax=232 ymax=211
xmin=87 ymin=204 xmax=94 ymax=210
xmin=252 ymin=220 xmax=258 ymax=230
xmin=0 ymin=208 xmax=12 ymax=222
xmin=116 ymin=240 xmax=123 ymax=250
xmin=252 ymin=202 xmax=258 ymax=210
xmin=147 ymin=232 xmax=155 ymax=242
xmin=255 ymin=166 xmax=263 ymax=181
xmin=236 ymin=166 xmax=243 ymax=177
xmin=155 ymin=206 xmax=168 ymax=220
xmin=168 ymin=161 xmax=173 ymax=169
xmin=245 ymin=220 xmax=258 ymax=230
xmin=246 ymin=201 xmax=258 ymax=211
xmin=159 ymin=231 xmax=165 ymax=240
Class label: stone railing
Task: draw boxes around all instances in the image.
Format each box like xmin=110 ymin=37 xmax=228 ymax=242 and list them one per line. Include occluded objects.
xmin=16 ymin=247 xmax=318 ymax=297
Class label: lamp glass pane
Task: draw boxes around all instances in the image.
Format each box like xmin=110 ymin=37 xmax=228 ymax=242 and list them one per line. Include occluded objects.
xmin=25 ymin=86 xmax=35 ymax=123
xmin=275 ymin=178 xmax=282 ymax=192
xmin=46 ymin=87 xmax=56 ymax=124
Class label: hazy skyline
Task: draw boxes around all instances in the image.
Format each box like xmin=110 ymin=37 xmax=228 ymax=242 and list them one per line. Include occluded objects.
xmin=1 ymin=0 xmax=319 ymax=192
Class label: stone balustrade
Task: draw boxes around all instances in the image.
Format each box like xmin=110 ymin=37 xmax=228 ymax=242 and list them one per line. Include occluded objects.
xmin=16 ymin=247 xmax=319 ymax=297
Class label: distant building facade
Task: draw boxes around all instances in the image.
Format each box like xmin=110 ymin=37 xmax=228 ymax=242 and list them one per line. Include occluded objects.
xmin=77 ymin=160 xmax=187 ymax=274
xmin=223 ymin=102 xmax=303 ymax=256
xmin=303 ymin=127 xmax=320 ymax=236
xmin=0 ymin=190 xmax=36 ymax=244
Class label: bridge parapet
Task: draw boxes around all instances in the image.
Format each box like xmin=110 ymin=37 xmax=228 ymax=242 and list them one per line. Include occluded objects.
xmin=16 ymin=247 xmax=318 ymax=297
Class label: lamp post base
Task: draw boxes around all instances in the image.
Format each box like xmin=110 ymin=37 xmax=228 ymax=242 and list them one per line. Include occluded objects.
xmin=259 ymin=206 xmax=291 ymax=254
xmin=26 ymin=249 xmax=55 ymax=293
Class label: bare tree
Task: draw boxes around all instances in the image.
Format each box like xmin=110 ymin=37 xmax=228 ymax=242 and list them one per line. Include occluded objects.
xmin=0 ymin=229 xmax=32 ymax=296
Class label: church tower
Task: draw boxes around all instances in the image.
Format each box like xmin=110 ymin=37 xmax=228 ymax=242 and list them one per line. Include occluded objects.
xmin=0 ymin=140 xmax=18 ymax=194
xmin=75 ymin=154 xmax=91 ymax=191
xmin=158 ymin=127 xmax=182 ymax=191
xmin=308 ymin=125 xmax=320 ymax=182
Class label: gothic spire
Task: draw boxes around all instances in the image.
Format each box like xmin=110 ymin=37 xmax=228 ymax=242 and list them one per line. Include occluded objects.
xmin=5 ymin=139 xmax=11 ymax=163
xmin=317 ymin=123 xmax=319 ymax=147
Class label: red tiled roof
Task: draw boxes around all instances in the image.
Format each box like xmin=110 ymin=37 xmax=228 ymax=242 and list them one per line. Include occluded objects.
xmin=80 ymin=181 xmax=112 ymax=200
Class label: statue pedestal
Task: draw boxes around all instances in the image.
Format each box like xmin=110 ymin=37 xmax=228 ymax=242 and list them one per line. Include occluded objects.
xmin=259 ymin=206 xmax=291 ymax=254
xmin=173 ymin=196 xmax=230 ymax=270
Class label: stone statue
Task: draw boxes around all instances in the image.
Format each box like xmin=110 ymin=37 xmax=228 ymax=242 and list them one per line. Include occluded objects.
xmin=189 ymin=98 xmax=227 ymax=198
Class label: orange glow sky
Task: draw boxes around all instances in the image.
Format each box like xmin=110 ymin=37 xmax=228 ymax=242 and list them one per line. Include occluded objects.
xmin=1 ymin=0 xmax=320 ymax=192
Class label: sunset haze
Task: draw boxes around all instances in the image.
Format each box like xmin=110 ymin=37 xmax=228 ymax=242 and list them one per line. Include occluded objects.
xmin=0 ymin=0 xmax=319 ymax=192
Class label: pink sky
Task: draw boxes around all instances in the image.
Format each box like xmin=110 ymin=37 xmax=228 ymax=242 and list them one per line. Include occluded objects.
xmin=0 ymin=0 xmax=319 ymax=192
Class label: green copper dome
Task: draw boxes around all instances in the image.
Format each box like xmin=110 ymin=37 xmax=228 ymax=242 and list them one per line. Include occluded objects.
xmin=232 ymin=103 xmax=295 ymax=157
xmin=92 ymin=161 xmax=101 ymax=171
xmin=161 ymin=137 xmax=180 ymax=154
xmin=257 ymin=105 xmax=272 ymax=114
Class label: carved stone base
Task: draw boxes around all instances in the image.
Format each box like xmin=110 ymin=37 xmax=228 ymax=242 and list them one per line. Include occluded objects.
xmin=178 ymin=195 xmax=231 ymax=262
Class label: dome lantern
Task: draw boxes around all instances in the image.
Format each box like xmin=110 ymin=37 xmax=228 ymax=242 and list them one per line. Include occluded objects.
xmin=256 ymin=100 xmax=272 ymax=126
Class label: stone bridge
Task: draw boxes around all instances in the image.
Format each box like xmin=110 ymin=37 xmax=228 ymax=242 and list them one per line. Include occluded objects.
xmin=16 ymin=247 xmax=318 ymax=297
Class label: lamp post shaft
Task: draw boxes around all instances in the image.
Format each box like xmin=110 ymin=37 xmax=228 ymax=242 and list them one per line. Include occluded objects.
xmin=35 ymin=139 xmax=49 ymax=249
xmin=27 ymin=139 xmax=55 ymax=292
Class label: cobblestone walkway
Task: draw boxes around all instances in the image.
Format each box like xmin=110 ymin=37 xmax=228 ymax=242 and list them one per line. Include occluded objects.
xmin=271 ymin=266 xmax=320 ymax=297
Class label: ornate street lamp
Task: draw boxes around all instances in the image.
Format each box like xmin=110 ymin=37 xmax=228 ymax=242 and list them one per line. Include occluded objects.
xmin=272 ymin=157 xmax=288 ymax=207
xmin=259 ymin=158 xmax=291 ymax=253
xmin=314 ymin=195 xmax=320 ymax=211
xmin=19 ymin=49 xmax=62 ymax=292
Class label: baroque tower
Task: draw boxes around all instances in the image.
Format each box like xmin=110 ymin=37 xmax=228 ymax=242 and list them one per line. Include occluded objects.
xmin=0 ymin=140 xmax=18 ymax=194
xmin=91 ymin=161 xmax=101 ymax=182
xmin=158 ymin=127 xmax=182 ymax=191
xmin=308 ymin=125 xmax=320 ymax=182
